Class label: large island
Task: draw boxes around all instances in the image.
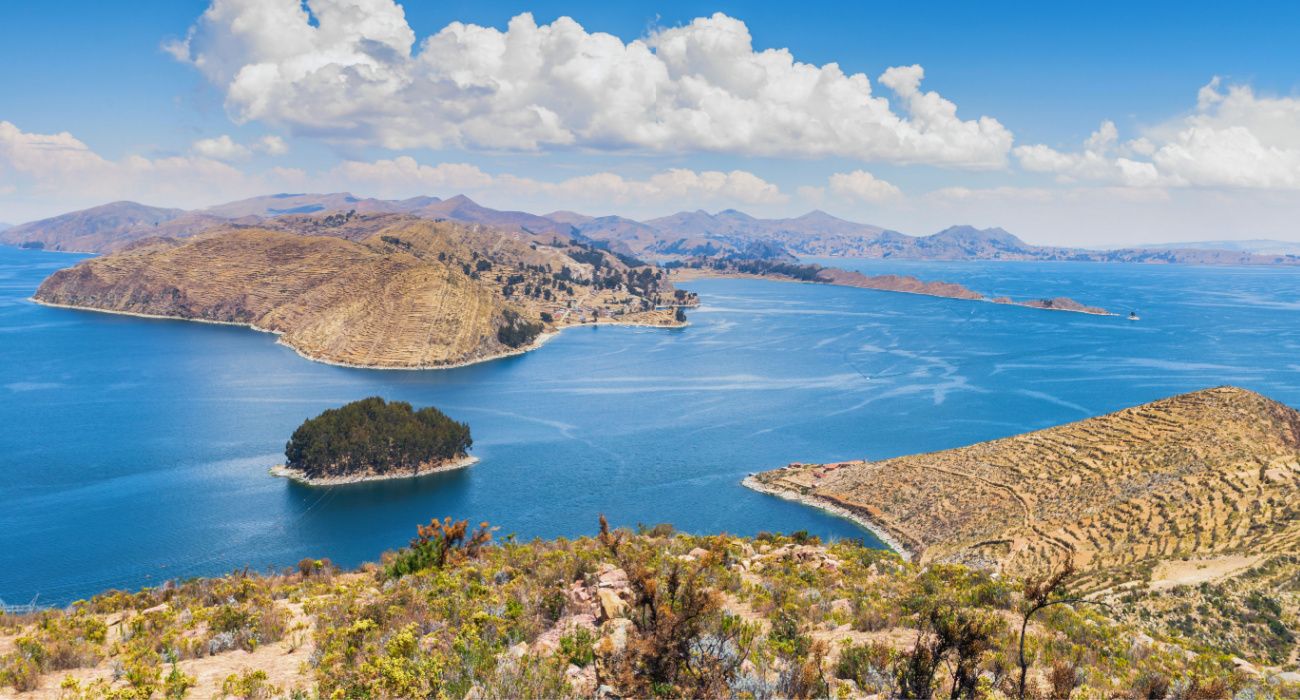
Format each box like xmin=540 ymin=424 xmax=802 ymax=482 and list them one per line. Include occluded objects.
xmin=32 ymin=216 xmax=694 ymax=369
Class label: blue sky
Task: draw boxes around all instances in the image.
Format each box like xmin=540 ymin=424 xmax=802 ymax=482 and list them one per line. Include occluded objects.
xmin=3 ymin=1 xmax=1300 ymax=245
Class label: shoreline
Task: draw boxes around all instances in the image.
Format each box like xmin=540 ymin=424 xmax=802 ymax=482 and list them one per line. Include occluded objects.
xmin=741 ymin=475 xmax=914 ymax=562
xmin=270 ymin=454 xmax=480 ymax=486
xmin=30 ymin=298 xmax=686 ymax=371
xmin=671 ymin=270 xmax=1114 ymax=317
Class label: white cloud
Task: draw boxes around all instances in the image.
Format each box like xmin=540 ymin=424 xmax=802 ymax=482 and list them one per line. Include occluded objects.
xmin=1 ymin=121 xmax=270 ymax=220
xmin=192 ymin=134 xmax=251 ymax=161
xmin=1015 ymin=79 xmax=1300 ymax=189
xmin=169 ymin=2 xmax=1012 ymax=168
xmin=828 ymin=170 xmax=902 ymax=202
xmin=191 ymin=134 xmax=289 ymax=160
xmin=257 ymin=135 xmax=289 ymax=155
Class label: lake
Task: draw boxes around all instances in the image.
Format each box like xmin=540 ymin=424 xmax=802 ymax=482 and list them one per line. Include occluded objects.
xmin=3 ymin=246 xmax=1299 ymax=604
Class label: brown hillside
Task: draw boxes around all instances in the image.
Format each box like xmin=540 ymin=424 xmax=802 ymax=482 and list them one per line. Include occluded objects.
xmin=749 ymin=387 xmax=1300 ymax=585
xmin=34 ymin=220 xmax=691 ymax=369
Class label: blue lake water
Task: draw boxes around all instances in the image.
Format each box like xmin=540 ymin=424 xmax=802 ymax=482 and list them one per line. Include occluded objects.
xmin=2 ymin=245 xmax=1299 ymax=604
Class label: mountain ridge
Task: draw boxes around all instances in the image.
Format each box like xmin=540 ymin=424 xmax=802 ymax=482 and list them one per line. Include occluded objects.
xmin=6 ymin=194 xmax=1299 ymax=266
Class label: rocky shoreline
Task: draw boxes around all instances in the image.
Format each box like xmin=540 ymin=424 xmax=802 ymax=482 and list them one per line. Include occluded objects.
xmin=741 ymin=475 xmax=914 ymax=561
xmin=269 ymin=454 xmax=480 ymax=486
xmin=31 ymin=298 xmax=686 ymax=370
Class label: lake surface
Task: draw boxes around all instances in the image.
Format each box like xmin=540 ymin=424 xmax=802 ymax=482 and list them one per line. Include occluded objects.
xmin=3 ymin=246 xmax=1299 ymax=604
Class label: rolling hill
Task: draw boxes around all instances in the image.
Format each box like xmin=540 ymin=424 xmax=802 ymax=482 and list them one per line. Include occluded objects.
xmin=33 ymin=218 xmax=690 ymax=369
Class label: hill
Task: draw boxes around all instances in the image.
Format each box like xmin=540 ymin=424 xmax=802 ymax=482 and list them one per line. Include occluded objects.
xmin=0 ymin=201 xmax=201 ymax=253
xmin=2 ymin=522 xmax=1295 ymax=698
xmin=32 ymin=218 xmax=690 ymax=369
xmin=747 ymin=387 xmax=1300 ymax=585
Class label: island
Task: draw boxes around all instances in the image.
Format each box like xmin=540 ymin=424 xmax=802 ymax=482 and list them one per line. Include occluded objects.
xmin=271 ymin=397 xmax=473 ymax=485
xmin=32 ymin=216 xmax=695 ymax=369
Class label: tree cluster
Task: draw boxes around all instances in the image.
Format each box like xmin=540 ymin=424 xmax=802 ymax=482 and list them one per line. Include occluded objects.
xmin=284 ymin=397 xmax=471 ymax=478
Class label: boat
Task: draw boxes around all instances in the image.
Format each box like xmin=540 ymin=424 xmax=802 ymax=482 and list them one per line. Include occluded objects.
xmin=1129 ymin=311 xmax=1140 ymax=321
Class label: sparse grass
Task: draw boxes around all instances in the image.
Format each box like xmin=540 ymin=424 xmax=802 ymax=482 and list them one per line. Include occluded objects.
xmin=1 ymin=521 xmax=1293 ymax=698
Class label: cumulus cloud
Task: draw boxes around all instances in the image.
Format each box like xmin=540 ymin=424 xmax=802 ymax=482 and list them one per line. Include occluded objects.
xmin=828 ymin=170 xmax=902 ymax=202
xmin=192 ymin=134 xmax=251 ymax=160
xmin=168 ymin=2 xmax=1012 ymax=168
xmin=191 ymin=134 xmax=289 ymax=160
xmin=257 ymin=135 xmax=289 ymax=155
xmin=1015 ymin=78 xmax=1300 ymax=189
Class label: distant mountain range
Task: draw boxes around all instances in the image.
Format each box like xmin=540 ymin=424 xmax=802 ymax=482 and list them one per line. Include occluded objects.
xmin=4 ymin=193 xmax=1299 ymax=266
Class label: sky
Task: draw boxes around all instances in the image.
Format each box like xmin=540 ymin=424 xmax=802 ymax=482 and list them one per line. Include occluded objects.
xmin=3 ymin=0 xmax=1300 ymax=246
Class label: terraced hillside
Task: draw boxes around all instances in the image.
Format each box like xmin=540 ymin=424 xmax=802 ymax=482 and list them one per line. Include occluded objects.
xmin=749 ymin=387 xmax=1300 ymax=584
xmin=33 ymin=219 xmax=691 ymax=369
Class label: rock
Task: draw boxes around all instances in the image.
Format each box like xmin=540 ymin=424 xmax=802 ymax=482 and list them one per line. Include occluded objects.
xmin=596 ymin=618 xmax=633 ymax=657
xmin=598 ymin=589 xmax=629 ymax=621
xmin=688 ymin=547 xmax=710 ymax=560
xmin=532 ymin=614 xmax=597 ymax=655
xmin=507 ymin=642 xmax=529 ymax=660
xmin=566 ymin=663 xmax=598 ymax=696
xmin=596 ymin=565 xmax=629 ymax=590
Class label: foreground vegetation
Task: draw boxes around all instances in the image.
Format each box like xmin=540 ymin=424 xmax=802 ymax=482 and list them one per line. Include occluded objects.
xmin=284 ymin=398 xmax=471 ymax=479
xmin=2 ymin=518 xmax=1296 ymax=699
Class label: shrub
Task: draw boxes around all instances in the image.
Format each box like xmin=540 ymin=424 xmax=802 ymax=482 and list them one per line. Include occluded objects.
xmin=497 ymin=309 xmax=544 ymax=348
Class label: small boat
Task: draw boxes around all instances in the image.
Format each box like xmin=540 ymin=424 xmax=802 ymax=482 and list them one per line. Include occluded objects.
xmin=1128 ymin=311 xmax=1140 ymax=321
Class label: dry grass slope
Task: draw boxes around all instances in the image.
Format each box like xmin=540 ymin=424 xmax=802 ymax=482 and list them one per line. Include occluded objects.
xmin=751 ymin=387 xmax=1300 ymax=583
xmin=33 ymin=219 xmax=692 ymax=369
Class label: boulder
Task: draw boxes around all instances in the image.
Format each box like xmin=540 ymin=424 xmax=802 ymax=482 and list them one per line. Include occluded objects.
xmin=596 ymin=618 xmax=634 ymax=657
xmin=598 ymin=589 xmax=629 ymax=621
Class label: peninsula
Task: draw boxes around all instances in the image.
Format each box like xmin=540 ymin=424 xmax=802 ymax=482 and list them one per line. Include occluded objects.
xmin=671 ymin=258 xmax=1112 ymax=315
xmin=273 ymin=397 xmax=473 ymax=486
xmin=32 ymin=217 xmax=694 ymax=369
xmin=746 ymin=386 xmax=1300 ymax=665
xmin=747 ymin=386 xmax=1300 ymax=578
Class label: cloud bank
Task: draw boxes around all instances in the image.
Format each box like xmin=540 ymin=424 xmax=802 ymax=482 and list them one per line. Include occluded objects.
xmin=1016 ymin=79 xmax=1300 ymax=190
xmin=167 ymin=1 xmax=1013 ymax=168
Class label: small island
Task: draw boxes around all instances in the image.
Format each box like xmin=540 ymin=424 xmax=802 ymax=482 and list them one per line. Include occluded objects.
xmin=271 ymin=397 xmax=474 ymax=485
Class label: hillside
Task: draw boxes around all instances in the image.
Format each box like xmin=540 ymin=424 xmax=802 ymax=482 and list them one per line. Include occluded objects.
xmin=748 ymin=387 xmax=1300 ymax=585
xmin=33 ymin=219 xmax=690 ymax=369
xmin=2 ymin=523 xmax=1295 ymax=698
